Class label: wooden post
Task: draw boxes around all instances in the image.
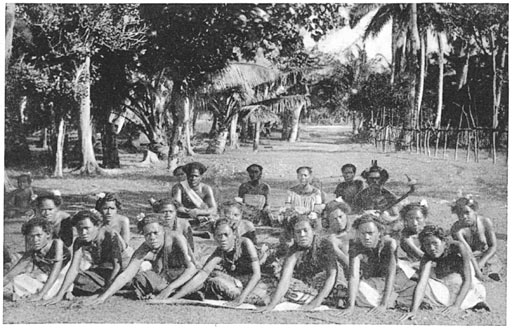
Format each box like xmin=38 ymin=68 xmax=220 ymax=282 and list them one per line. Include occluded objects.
xmin=492 ymin=130 xmax=497 ymax=164
xmin=382 ymin=126 xmax=386 ymax=153
xmin=475 ymin=130 xmax=479 ymax=162
xmin=416 ymin=130 xmax=420 ymax=154
xmin=466 ymin=130 xmax=470 ymax=162
xmin=253 ymin=122 xmax=261 ymax=152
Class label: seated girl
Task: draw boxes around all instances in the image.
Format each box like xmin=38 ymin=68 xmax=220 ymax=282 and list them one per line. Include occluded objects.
xmin=173 ymin=165 xmax=187 ymax=182
xmin=4 ymin=218 xmax=71 ymax=301
xmin=261 ymin=215 xmax=341 ymax=311
xmin=400 ymin=225 xmax=488 ymax=321
xmin=34 ymin=190 xmax=74 ymax=248
xmin=221 ymin=201 xmax=257 ymax=245
xmin=169 ymin=219 xmax=267 ymax=306
xmin=322 ymin=202 xmax=351 ymax=284
xmin=337 ymin=214 xmax=415 ymax=316
xmin=150 ymin=198 xmax=194 ymax=252
xmin=95 ymin=193 xmax=131 ymax=244
xmin=334 ymin=164 xmax=364 ymax=209
xmin=450 ymin=196 xmax=502 ymax=281
xmin=286 ymin=166 xmax=323 ymax=218
xmin=43 ymin=210 xmax=130 ymax=305
xmin=171 ymin=162 xmax=218 ymax=227
xmin=82 ymin=214 xmax=197 ymax=304
xmin=396 ymin=201 xmax=428 ymax=278
xmin=238 ymin=164 xmax=272 ymax=226
xmin=5 ymin=174 xmax=35 ymax=218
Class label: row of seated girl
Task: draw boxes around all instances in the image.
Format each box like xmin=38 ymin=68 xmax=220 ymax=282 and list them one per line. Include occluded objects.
xmin=3 ymin=187 xmax=500 ymax=319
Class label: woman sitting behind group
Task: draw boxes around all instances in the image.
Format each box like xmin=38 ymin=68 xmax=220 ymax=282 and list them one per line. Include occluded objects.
xmin=43 ymin=210 xmax=130 ymax=305
xmin=286 ymin=166 xmax=323 ymax=217
xmin=83 ymin=214 xmax=197 ymax=305
xmin=262 ymin=215 xmax=339 ymax=311
xmin=4 ymin=218 xmax=71 ymax=301
xmin=338 ymin=214 xmax=415 ymax=316
xmin=169 ymin=218 xmax=266 ymax=306
xmin=172 ymin=162 xmax=218 ymax=227
xmin=450 ymin=196 xmax=502 ymax=281
xmin=400 ymin=225 xmax=488 ymax=321
xmin=238 ymin=164 xmax=271 ymax=225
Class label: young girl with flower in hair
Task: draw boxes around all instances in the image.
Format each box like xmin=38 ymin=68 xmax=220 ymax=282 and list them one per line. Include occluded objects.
xmin=82 ymin=214 xmax=197 ymax=304
xmin=34 ymin=190 xmax=74 ymax=248
xmin=95 ymin=193 xmax=131 ymax=244
xmin=450 ymin=196 xmax=502 ymax=281
xmin=4 ymin=218 xmax=71 ymax=301
xmin=400 ymin=225 xmax=488 ymax=321
xmin=169 ymin=218 xmax=267 ymax=306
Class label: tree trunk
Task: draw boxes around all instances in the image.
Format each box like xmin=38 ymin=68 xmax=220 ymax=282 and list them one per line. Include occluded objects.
xmin=5 ymin=3 xmax=15 ymax=67
xmin=253 ymin=122 xmax=261 ymax=152
xmin=102 ymin=123 xmax=120 ymax=168
xmin=416 ymin=32 xmax=426 ymax=127
xmin=209 ymin=115 xmax=218 ymax=137
xmin=168 ymin=87 xmax=185 ymax=171
xmin=53 ymin=117 xmax=65 ymax=177
xmin=209 ymin=129 xmax=229 ymax=154
xmin=288 ymin=104 xmax=303 ymax=143
xmin=434 ymin=33 xmax=445 ymax=129
xmin=77 ymin=56 xmax=102 ymax=175
xmin=182 ymin=96 xmax=195 ymax=156
xmin=229 ymin=113 xmax=239 ymax=149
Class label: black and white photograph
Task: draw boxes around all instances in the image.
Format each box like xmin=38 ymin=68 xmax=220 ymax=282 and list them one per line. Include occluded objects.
xmin=2 ymin=2 xmax=508 ymax=325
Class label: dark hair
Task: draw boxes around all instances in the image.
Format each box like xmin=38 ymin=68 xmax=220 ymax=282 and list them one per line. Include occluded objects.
xmin=296 ymin=166 xmax=312 ymax=174
xmin=71 ymin=210 xmax=103 ymax=227
xmin=352 ymin=213 xmax=384 ymax=232
xmin=35 ymin=192 xmax=63 ymax=208
xmin=360 ymin=160 xmax=389 ymax=184
xmin=400 ymin=202 xmax=428 ymax=220
xmin=246 ymin=164 xmax=263 ymax=172
xmin=289 ymin=214 xmax=318 ymax=231
xmin=151 ymin=198 xmax=178 ymax=213
xmin=173 ymin=166 xmax=185 ymax=176
xmin=21 ymin=217 xmax=52 ymax=236
xmin=95 ymin=193 xmax=122 ymax=211
xmin=324 ymin=201 xmax=352 ymax=217
xmin=137 ymin=213 xmax=167 ymax=233
xmin=17 ymin=174 xmax=32 ymax=184
xmin=451 ymin=197 xmax=479 ymax=214
xmin=419 ymin=225 xmax=449 ymax=247
xmin=212 ymin=217 xmax=238 ymax=234
xmin=221 ymin=200 xmax=242 ymax=212
xmin=184 ymin=162 xmax=207 ymax=176
xmin=341 ymin=164 xmax=356 ymax=173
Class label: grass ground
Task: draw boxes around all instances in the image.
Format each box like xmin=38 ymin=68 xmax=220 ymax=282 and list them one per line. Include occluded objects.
xmin=3 ymin=124 xmax=507 ymax=325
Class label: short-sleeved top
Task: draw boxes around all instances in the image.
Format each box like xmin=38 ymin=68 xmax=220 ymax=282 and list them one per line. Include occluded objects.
xmin=31 ymin=239 xmax=71 ymax=275
xmin=287 ymin=186 xmax=323 ymax=213
xmin=349 ymin=239 xmax=395 ymax=279
xmin=288 ymin=235 xmax=333 ymax=284
xmin=73 ymin=227 xmax=123 ymax=270
xmin=134 ymin=233 xmax=189 ymax=277
xmin=334 ymin=180 xmax=364 ymax=207
xmin=352 ymin=187 xmax=398 ymax=213
xmin=423 ymin=242 xmax=464 ymax=279
xmin=238 ymin=182 xmax=270 ymax=201
xmin=206 ymin=239 xmax=258 ymax=277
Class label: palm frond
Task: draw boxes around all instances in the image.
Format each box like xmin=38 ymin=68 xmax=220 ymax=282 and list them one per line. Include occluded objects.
xmin=253 ymin=95 xmax=311 ymax=114
xmin=349 ymin=4 xmax=380 ymax=29
xmin=364 ymin=5 xmax=400 ymax=40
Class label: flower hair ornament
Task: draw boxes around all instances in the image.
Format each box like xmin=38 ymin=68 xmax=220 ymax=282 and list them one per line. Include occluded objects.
xmin=419 ymin=199 xmax=428 ymax=208
xmin=52 ymin=189 xmax=62 ymax=197
xmin=136 ymin=212 xmax=146 ymax=222
xmin=96 ymin=192 xmax=106 ymax=200
xmin=31 ymin=193 xmax=39 ymax=201
xmin=90 ymin=208 xmax=102 ymax=216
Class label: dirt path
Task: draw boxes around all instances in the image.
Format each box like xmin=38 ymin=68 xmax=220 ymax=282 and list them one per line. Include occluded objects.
xmin=3 ymin=124 xmax=507 ymax=325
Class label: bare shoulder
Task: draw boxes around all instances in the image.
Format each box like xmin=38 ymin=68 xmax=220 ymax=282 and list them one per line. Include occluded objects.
xmin=382 ymin=235 xmax=398 ymax=250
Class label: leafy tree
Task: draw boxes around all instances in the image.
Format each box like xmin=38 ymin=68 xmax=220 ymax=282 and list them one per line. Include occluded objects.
xmin=15 ymin=4 xmax=146 ymax=175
